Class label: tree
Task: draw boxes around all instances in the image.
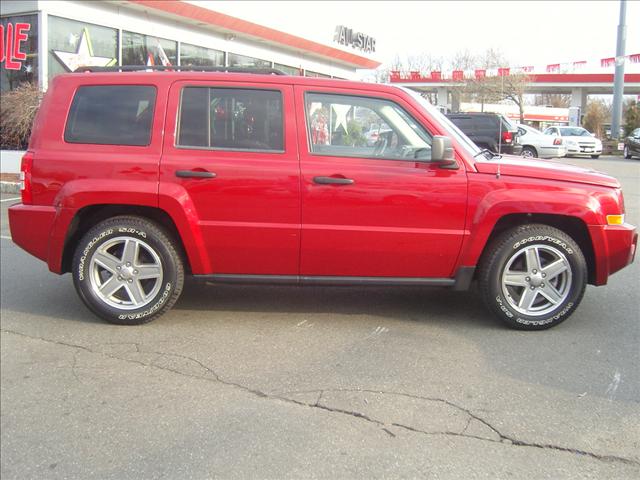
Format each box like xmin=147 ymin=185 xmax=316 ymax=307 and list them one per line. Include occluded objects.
xmin=0 ymin=82 xmax=43 ymax=150
xmin=534 ymin=94 xmax=571 ymax=108
xmin=623 ymin=100 xmax=639 ymax=136
xmin=582 ymin=100 xmax=610 ymax=138
xmin=496 ymin=73 xmax=531 ymax=123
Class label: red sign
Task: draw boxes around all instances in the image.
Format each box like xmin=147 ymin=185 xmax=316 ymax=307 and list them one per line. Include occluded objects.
xmin=1 ymin=22 xmax=30 ymax=70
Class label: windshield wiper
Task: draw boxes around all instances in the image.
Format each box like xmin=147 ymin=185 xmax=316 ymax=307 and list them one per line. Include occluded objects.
xmin=474 ymin=148 xmax=501 ymax=160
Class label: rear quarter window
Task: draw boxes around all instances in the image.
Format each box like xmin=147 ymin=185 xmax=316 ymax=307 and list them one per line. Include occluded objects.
xmin=64 ymin=85 xmax=157 ymax=146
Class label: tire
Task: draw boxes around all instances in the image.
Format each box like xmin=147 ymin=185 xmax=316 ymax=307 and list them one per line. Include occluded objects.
xmin=591 ymin=155 xmax=600 ymax=159
xmin=521 ymin=146 xmax=538 ymax=158
xmin=72 ymin=216 xmax=184 ymax=325
xmin=624 ymin=146 xmax=631 ymax=159
xmin=478 ymin=224 xmax=587 ymax=330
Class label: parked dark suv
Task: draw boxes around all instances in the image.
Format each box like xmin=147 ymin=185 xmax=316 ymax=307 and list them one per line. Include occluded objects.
xmin=446 ymin=112 xmax=522 ymax=155
xmin=624 ymin=128 xmax=640 ymax=159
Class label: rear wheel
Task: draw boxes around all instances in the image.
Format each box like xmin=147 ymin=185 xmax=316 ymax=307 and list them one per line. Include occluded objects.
xmin=479 ymin=224 xmax=587 ymax=330
xmin=72 ymin=216 xmax=184 ymax=325
xmin=521 ymin=146 xmax=537 ymax=158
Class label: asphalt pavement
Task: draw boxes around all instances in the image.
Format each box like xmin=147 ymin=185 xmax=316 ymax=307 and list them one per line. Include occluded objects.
xmin=1 ymin=156 xmax=639 ymax=479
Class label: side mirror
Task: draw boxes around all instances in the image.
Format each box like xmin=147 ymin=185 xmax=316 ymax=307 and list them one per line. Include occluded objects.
xmin=431 ymin=135 xmax=458 ymax=169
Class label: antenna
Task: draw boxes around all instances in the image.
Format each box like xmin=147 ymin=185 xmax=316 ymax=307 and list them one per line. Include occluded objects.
xmin=496 ymin=72 xmax=505 ymax=179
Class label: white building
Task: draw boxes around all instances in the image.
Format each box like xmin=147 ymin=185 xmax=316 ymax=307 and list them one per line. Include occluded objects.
xmin=1 ymin=0 xmax=381 ymax=91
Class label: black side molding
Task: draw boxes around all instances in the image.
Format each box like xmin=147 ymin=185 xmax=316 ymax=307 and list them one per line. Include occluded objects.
xmin=192 ymin=269 xmax=476 ymax=289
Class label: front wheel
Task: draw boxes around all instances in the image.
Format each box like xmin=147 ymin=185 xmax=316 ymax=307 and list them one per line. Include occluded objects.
xmin=72 ymin=216 xmax=184 ymax=325
xmin=478 ymin=224 xmax=587 ymax=330
xmin=624 ymin=146 xmax=631 ymax=159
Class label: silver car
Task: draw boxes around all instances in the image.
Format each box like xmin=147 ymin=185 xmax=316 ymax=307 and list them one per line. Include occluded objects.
xmin=517 ymin=124 xmax=567 ymax=159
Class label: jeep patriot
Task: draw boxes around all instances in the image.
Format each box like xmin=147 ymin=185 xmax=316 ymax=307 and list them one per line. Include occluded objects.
xmin=8 ymin=67 xmax=638 ymax=329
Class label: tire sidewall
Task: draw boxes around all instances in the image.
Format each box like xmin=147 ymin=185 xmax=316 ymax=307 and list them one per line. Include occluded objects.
xmin=487 ymin=229 xmax=586 ymax=329
xmin=522 ymin=146 xmax=536 ymax=158
xmin=73 ymin=220 xmax=178 ymax=325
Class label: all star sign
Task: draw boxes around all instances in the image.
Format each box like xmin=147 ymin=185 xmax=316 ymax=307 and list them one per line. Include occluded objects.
xmin=0 ymin=22 xmax=30 ymax=70
xmin=333 ymin=25 xmax=376 ymax=53
xmin=53 ymin=28 xmax=116 ymax=72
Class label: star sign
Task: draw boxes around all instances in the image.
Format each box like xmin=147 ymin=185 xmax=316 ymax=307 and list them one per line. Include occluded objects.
xmin=332 ymin=103 xmax=351 ymax=133
xmin=53 ymin=28 xmax=116 ymax=72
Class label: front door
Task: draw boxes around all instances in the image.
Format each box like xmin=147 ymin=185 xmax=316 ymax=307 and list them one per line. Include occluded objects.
xmin=161 ymin=80 xmax=300 ymax=275
xmin=295 ymin=86 xmax=467 ymax=278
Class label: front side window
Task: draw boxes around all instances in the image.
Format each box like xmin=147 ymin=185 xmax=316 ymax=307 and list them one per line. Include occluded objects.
xmin=177 ymin=87 xmax=283 ymax=152
xmin=65 ymin=85 xmax=156 ymax=145
xmin=305 ymin=93 xmax=432 ymax=161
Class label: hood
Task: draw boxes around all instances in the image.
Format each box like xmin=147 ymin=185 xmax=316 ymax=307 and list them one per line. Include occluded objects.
xmin=474 ymin=155 xmax=619 ymax=188
xmin=562 ymin=135 xmax=602 ymax=144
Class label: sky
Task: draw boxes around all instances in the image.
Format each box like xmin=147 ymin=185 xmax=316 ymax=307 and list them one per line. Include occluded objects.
xmin=200 ymin=0 xmax=640 ymax=73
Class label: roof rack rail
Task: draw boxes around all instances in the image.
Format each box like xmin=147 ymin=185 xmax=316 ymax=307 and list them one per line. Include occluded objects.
xmin=74 ymin=65 xmax=286 ymax=75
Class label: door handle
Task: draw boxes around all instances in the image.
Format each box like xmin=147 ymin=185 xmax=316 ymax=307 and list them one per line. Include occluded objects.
xmin=175 ymin=170 xmax=216 ymax=179
xmin=313 ymin=176 xmax=354 ymax=185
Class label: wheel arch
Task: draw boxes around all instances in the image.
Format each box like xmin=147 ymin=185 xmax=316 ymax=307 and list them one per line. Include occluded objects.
xmin=478 ymin=213 xmax=596 ymax=284
xmin=61 ymin=205 xmax=191 ymax=275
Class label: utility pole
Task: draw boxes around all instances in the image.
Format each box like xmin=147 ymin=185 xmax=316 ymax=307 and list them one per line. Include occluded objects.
xmin=611 ymin=0 xmax=626 ymax=140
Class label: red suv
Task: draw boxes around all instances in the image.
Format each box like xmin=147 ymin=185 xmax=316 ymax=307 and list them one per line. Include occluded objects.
xmin=8 ymin=67 xmax=638 ymax=329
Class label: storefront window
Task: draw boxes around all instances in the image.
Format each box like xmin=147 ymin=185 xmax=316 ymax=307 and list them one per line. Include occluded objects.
xmin=1 ymin=14 xmax=38 ymax=91
xmin=228 ymin=53 xmax=271 ymax=69
xmin=274 ymin=63 xmax=300 ymax=76
xmin=48 ymin=16 xmax=117 ymax=80
xmin=305 ymin=70 xmax=331 ymax=78
xmin=122 ymin=31 xmax=176 ymax=67
xmin=180 ymin=43 xmax=224 ymax=67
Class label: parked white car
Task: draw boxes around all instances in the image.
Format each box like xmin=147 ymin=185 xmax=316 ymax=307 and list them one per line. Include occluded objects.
xmin=516 ymin=124 xmax=567 ymax=158
xmin=543 ymin=126 xmax=602 ymax=159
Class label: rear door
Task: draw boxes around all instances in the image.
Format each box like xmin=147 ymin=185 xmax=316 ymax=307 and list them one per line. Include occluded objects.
xmin=295 ymin=86 xmax=467 ymax=279
xmin=160 ymin=80 xmax=300 ymax=275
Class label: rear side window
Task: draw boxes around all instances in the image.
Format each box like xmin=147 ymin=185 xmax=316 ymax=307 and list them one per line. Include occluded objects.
xmin=448 ymin=116 xmax=476 ymax=131
xmin=177 ymin=87 xmax=283 ymax=152
xmin=65 ymin=85 xmax=156 ymax=146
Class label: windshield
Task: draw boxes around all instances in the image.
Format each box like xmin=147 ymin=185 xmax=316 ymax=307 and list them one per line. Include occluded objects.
xmin=559 ymin=127 xmax=591 ymax=137
xmin=401 ymin=87 xmax=482 ymax=157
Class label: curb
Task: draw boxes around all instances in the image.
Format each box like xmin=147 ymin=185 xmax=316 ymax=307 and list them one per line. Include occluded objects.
xmin=1 ymin=181 xmax=20 ymax=194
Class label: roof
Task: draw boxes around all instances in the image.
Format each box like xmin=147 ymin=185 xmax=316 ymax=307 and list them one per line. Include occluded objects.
xmin=124 ymin=0 xmax=381 ymax=70
xmin=65 ymin=69 xmax=402 ymax=93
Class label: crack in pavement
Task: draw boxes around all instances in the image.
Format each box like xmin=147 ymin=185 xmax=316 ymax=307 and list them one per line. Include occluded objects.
xmin=2 ymin=328 xmax=638 ymax=467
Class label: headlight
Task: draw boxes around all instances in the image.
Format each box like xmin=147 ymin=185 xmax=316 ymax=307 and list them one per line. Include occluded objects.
xmin=567 ymin=140 xmax=577 ymax=146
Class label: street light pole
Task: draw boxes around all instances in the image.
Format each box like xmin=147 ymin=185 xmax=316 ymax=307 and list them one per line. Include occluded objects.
xmin=611 ymin=0 xmax=626 ymax=140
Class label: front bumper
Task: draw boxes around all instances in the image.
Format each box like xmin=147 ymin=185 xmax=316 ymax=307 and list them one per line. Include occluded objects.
xmin=588 ymin=223 xmax=637 ymax=285
xmin=566 ymin=145 xmax=602 ymax=155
